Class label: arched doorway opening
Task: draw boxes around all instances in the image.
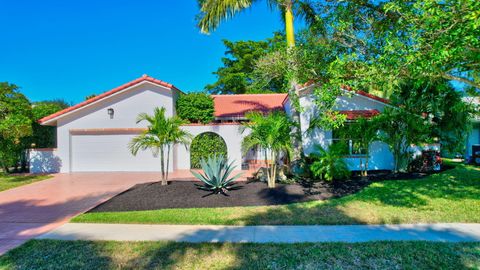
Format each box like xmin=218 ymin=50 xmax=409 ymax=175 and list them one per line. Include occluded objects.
xmin=190 ymin=132 xmax=227 ymax=169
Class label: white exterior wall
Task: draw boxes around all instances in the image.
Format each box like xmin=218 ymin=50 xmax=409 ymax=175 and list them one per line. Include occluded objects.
xmin=56 ymin=82 xmax=178 ymax=173
xmin=466 ymin=123 xmax=480 ymax=157
xmin=41 ymin=81 xmax=402 ymax=173
xmin=176 ymin=124 xmax=248 ymax=170
xmin=29 ymin=149 xmax=61 ymax=173
xmin=297 ymin=93 xmax=395 ymax=171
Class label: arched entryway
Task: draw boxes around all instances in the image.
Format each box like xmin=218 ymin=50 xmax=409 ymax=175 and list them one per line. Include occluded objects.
xmin=190 ymin=132 xmax=227 ymax=169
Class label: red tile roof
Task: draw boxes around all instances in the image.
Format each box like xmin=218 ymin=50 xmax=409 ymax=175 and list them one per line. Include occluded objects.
xmin=342 ymin=85 xmax=390 ymax=104
xmin=297 ymin=83 xmax=390 ymax=105
xmin=39 ymin=75 xmax=181 ymax=124
xmin=339 ymin=109 xmax=380 ymax=120
xmin=212 ymin=94 xmax=288 ymax=118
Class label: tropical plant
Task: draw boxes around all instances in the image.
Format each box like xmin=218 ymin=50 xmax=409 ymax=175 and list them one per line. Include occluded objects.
xmin=375 ymin=107 xmax=429 ymax=173
xmin=196 ymin=0 xmax=316 ymax=169
xmin=241 ymin=111 xmax=292 ymax=188
xmin=129 ymin=107 xmax=192 ymax=185
xmin=176 ymin=93 xmax=215 ymax=124
xmin=190 ymin=132 xmax=227 ymax=169
xmin=394 ymin=80 xmax=475 ymax=156
xmin=191 ymin=154 xmax=243 ymax=196
xmin=309 ymin=144 xmax=350 ymax=181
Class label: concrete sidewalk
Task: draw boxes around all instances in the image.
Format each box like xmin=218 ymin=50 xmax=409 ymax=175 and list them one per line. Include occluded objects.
xmin=38 ymin=223 xmax=480 ymax=243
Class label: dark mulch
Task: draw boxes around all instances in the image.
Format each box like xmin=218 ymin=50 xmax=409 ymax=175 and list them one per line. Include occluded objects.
xmin=89 ymin=165 xmax=455 ymax=212
xmin=89 ymin=181 xmax=322 ymax=212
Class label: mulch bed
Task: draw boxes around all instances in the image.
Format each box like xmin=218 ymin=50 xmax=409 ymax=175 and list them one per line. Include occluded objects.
xmin=89 ymin=165 xmax=454 ymax=212
xmin=89 ymin=181 xmax=322 ymax=212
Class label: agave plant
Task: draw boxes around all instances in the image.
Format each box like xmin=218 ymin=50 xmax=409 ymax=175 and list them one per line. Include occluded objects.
xmin=191 ymin=155 xmax=243 ymax=196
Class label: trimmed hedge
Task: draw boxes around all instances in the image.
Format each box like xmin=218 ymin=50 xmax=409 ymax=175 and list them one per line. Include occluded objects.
xmin=190 ymin=132 xmax=227 ymax=169
xmin=176 ymin=93 xmax=215 ymax=124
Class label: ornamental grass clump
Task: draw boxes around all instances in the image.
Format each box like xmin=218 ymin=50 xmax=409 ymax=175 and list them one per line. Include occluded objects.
xmin=191 ymin=154 xmax=243 ymax=196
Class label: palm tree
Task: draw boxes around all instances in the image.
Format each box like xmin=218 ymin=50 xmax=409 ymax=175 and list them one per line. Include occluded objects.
xmin=197 ymin=0 xmax=316 ymax=47
xmin=241 ymin=111 xmax=292 ymax=188
xmin=129 ymin=107 xmax=192 ymax=185
xmin=197 ymin=0 xmax=317 ymax=166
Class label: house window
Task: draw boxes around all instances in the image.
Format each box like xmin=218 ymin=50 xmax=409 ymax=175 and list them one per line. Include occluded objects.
xmin=331 ymin=123 xmax=367 ymax=156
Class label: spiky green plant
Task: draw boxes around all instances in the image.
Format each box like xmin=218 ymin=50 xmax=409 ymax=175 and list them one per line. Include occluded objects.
xmin=191 ymin=154 xmax=243 ymax=196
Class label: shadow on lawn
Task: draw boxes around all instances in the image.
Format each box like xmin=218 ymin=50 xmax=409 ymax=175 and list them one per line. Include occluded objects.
xmin=1 ymin=164 xmax=479 ymax=269
xmin=2 ymin=239 xmax=479 ymax=269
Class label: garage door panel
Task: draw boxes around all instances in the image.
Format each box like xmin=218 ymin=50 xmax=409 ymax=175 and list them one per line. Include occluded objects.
xmin=71 ymin=134 xmax=161 ymax=172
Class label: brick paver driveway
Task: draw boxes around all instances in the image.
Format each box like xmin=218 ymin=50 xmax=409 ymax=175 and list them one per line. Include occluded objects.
xmin=0 ymin=172 xmax=162 ymax=255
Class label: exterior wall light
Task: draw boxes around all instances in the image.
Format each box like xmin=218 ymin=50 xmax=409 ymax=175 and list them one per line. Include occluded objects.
xmin=107 ymin=108 xmax=114 ymax=119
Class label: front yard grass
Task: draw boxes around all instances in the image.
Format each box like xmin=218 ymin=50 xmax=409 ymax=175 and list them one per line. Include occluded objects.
xmin=72 ymin=162 xmax=480 ymax=225
xmin=0 ymin=240 xmax=479 ymax=269
xmin=0 ymin=173 xmax=51 ymax=192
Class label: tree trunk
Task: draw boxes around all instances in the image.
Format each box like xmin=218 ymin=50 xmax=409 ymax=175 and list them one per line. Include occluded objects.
xmin=284 ymin=4 xmax=304 ymax=172
xmin=269 ymin=151 xmax=277 ymax=188
xmin=285 ymin=4 xmax=295 ymax=47
xmin=165 ymin=144 xmax=171 ymax=185
xmin=160 ymin=147 xmax=166 ymax=185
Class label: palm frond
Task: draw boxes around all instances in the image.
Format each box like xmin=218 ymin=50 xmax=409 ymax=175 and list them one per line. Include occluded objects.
xmin=197 ymin=0 xmax=257 ymax=33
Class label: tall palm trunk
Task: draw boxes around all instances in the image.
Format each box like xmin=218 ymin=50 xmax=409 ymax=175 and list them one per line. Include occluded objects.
xmin=284 ymin=2 xmax=304 ymax=169
xmin=268 ymin=151 xmax=277 ymax=188
xmin=165 ymin=144 xmax=171 ymax=184
xmin=285 ymin=5 xmax=295 ymax=47
xmin=160 ymin=147 xmax=167 ymax=185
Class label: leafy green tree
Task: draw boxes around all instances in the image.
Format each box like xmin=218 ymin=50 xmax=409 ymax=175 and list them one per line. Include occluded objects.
xmin=306 ymin=0 xmax=480 ymax=95
xmin=0 ymin=83 xmax=32 ymax=173
xmin=394 ymin=80 xmax=475 ymax=156
xmin=206 ymin=34 xmax=286 ymax=94
xmin=376 ymin=107 xmax=429 ymax=173
xmin=241 ymin=111 xmax=292 ymax=188
xmin=176 ymin=93 xmax=215 ymax=123
xmin=30 ymin=102 xmax=67 ymax=148
xmin=129 ymin=107 xmax=192 ymax=185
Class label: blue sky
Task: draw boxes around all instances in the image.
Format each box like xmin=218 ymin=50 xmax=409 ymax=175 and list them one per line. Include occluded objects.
xmin=0 ymin=1 xmax=283 ymax=103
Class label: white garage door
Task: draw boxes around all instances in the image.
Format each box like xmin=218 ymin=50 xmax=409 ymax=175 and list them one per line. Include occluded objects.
xmin=71 ymin=134 xmax=161 ymax=172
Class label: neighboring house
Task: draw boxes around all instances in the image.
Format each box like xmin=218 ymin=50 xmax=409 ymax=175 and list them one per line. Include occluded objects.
xmin=30 ymin=75 xmax=396 ymax=173
xmin=465 ymin=97 xmax=480 ymax=159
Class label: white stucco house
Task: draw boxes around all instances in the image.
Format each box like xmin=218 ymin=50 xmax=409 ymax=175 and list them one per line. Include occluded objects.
xmin=465 ymin=97 xmax=480 ymax=159
xmin=30 ymin=75 xmax=398 ymax=174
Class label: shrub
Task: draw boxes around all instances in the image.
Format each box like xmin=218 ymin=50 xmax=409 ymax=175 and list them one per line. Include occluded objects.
xmin=190 ymin=132 xmax=227 ymax=169
xmin=30 ymin=102 xmax=66 ymax=148
xmin=191 ymin=154 xmax=243 ymax=196
xmin=176 ymin=93 xmax=214 ymax=124
xmin=308 ymin=144 xmax=350 ymax=181
xmin=376 ymin=107 xmax=429 ymax=173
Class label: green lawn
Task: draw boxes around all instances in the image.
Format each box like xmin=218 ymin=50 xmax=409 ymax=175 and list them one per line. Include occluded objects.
xmin=0 ymin=240 xmax=478 ymax=269
xmin=72 ymin=162 xmax=480 ymax=225
xmin=0 ymin=173 xmax=51 ymax=192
